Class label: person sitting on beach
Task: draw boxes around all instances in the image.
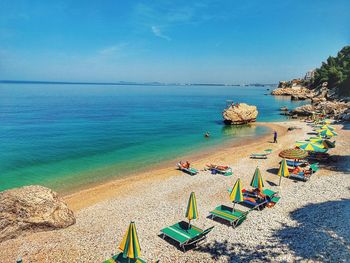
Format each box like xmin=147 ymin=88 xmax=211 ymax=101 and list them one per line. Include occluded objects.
xmin=182 ymin=161 xmax=190 ymax=169
xmin=253 ymin=188 xmax=267 ymax=199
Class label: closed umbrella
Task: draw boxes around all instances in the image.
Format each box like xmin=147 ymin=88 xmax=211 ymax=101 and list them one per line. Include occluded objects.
xmin=278 ymin=159 xmax=289 ymax=186
xmin=185 ymin=192 xmax=198 ymax=228
xmin=119 ymin=222 xmax=141 ymax=261
xmin=250 ymin=167 xmax=264 ymax=191
xmin=230 ymin=178 xmax=243 ymax=209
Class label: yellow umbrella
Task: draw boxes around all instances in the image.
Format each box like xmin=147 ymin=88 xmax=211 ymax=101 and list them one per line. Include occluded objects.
xmin=321 ymin=125 xmax=335 ymax=131
xmin=119 ymin=222 xmax=141 ymax=260
xmin=185 ymin=192 xmax=198 ymax=227
xmin=250 ymin=167 xmax=264 ymax=191
xmin=230 ymin=178 xmax=243 ymax=209
xmin=318 ymin=129 xmax=337 ymax=137
xmin=278 ymin=159 xmax=289 ymax=186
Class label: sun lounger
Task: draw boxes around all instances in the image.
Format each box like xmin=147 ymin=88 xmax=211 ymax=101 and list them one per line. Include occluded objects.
xmin=160 ymin=221 xmax=214 ymax=251
xmin=177 ymin=163 xmax=198 ymax=175
xmin=262 ymin=189 xmax=281 ymax=204
xmin=208 ymin=165 xmax=233 ymax=176
xmin=250 ymin=153 xmax=268 ymax=159
xmin=209 ymin=205 xmax=249 ymax=227
xmin=289 ymin=171 xmax=311 ymax=182
xmin=242 ymin=195 xmax=268 ymax=210
xmin=103 ymin=252 xmax=147 ymax=263
xmin=286 ymin=160 xmax=307 ymax=167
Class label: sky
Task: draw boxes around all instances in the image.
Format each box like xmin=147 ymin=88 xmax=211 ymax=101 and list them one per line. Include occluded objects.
xmin=0 ymin=0 xmax=349 ymax=84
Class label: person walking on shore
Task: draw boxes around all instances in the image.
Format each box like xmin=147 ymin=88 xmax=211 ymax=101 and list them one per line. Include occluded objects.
xmin=273 ymin=130 xmax=278 ymax=143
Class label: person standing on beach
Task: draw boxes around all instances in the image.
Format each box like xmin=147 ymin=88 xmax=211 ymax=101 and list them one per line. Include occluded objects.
xmin=273 ymin=131 xmax=278 ymax=143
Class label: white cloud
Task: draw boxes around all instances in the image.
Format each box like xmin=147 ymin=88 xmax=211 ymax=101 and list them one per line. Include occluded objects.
xmin=151 ymin=26 xmax=171 ymax=41
xmin=98 ymin=43 xmax=127 ymax=56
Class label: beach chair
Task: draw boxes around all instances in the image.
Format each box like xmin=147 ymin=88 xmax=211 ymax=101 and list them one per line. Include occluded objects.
xmin=160 ymin=221 xmax=214 ymax=251
xmin=209 ymin=205 xmax=249 ymax=227
xmin=177 ymin=163 xmax=198 ymax=175
xmin=286 ymin=160 xmax=307 ymax=167
xmin=262 ymin=189 xmax=281 ymax=204
xmin=250 ymin=153 xmax=268 ymax=159
xmin=288 ymin=171 xmax=311 ymax=182
xmin=103 ymin=252 xmax=147 ymax=263
xmin=241 ymin=189 xmax=269 ymax=210
xmin=208 ymin=165 xmax=233 ymax=176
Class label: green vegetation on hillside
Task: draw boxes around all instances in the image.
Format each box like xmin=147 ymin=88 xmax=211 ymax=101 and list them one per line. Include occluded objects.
xmin=312 ymin=46 xmax=350 ymax=96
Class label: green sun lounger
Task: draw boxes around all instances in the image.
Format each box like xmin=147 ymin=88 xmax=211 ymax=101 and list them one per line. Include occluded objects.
xmin=263 ymin=189 xmax=281 ymax=204
xmin=160 ymin=221 xmax=214 ymax=251
xmin=250 ymin=153 xmax=268 ymax=159
xmin=209 ymin=205 xmax=249 ymax=227
xmin=103 ymin=252 xmax=146 ymax=263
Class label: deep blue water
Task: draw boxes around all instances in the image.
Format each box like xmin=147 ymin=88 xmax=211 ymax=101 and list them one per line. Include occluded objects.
xmin=0 ymin=84 xmax=306 ymax=191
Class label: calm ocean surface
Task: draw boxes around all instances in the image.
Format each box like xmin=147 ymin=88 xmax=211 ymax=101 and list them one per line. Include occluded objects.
xmin=0 ymin=84 xmax=306 ymax=192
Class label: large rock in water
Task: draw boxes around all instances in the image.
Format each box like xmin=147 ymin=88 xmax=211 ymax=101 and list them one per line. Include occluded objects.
xmin=0 ymin=185 xmax=75 ymax=242
xmin=223 ymin=103 xmax=258 ymax=124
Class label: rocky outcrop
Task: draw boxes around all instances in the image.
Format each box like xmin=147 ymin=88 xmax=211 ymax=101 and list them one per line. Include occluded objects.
xmin=0 ymin=185 xmax=75 ymax=242
xmin=223 ymin=103 xmax=258 ymax=124
xmin=291 ymin=101 xmax=350 ymax=118
xmin=271 ymin=81 xmax=314 ymax=100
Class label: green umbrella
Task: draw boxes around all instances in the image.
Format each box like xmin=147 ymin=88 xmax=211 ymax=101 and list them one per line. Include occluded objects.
xmin=297 ymin=142 xmax=328 ymax=153
xmin=250 ymin=167 xmax=264 ymax=191
xmin=278 ymin=159 xmax=289 ymax=186
xmin=119 ymin=222 xmax=141 ymax=260
xmin=230 ymin=178 xmax=243 ymax=209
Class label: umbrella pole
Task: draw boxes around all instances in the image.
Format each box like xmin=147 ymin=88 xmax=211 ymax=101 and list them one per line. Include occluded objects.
xmin=233 ymin=202 xmax=236 ymax=211
xmin=188 ymin=219 xmax=191 ymax=229
xmin=279 ymin=175 xmax=282 ymax=186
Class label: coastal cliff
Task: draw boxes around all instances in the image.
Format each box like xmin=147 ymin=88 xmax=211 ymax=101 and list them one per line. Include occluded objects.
xmin=0 ymin=185 xmax=75 ymax=242
xmin=223 ymin=103 xmax=258 ymax=124
xmin=272 ymin=45 xmax=350 ymax=120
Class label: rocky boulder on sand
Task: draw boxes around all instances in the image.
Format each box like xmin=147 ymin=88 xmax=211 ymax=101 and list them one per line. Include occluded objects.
xmin=0 ymin=185 xmax=75 ymax=242
xmin=223 ymin=103 xmax=258 ymax=124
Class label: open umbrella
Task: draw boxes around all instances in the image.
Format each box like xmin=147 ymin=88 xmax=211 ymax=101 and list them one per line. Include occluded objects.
xmin=321 ymin=125 xmax=335 ymax=131
xmin=279 ymin=148 xmax=308 ymax=159
xmin=230 ymin=178 xmax=243 ymax=209
xmin=250 ymin=167 xmax=264 ymax=191
xmin=185 ymin=192 xmax=198 ymax=228
xmin=309 ymin=138 xmax=335 ymax=149
xmin=297 ymin=142 xmax=328 ymax=153
xmin=119 ymin=222 xmax=141 ymax=261
xmin=278 ymin=159 xmax=289 ymax=186
xmin=318 ymin=129 xmax=337 ymax=137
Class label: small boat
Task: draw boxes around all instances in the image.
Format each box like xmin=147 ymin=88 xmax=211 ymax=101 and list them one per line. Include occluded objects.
xmin=280 ymin=106 xmax=288 ymax=111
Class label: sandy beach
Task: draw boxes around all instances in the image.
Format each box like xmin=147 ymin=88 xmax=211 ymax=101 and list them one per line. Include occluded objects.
xmin=0 ymin=120 xmax=349 ymax=263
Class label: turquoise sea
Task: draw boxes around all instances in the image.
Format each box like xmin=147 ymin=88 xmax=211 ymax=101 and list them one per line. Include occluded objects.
xmin=0 ymin=84 xmax=307 ymax=192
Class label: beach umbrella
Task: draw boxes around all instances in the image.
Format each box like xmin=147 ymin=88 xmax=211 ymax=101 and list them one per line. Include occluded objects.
xmin=279 ymin=148 xmax=308 ymax=159
xmin=309 ymin=138 xmax=336 ymax=149
xmin=230 ymin=178 xmax=243 ymax=209
xmin=321 ymin=125 xmax=335 ymax=131
xmin=185 ymin=192 xmax=198 ymax=228
xmin=278 ymin=159 xmax=289 ymax=186
xmin=119 ymin=222 xmax=141 ymax=260
xmin=250 ymin=167 xmax=264 ymax=191
xmin=297 ymin=142 xmax=327 ymax=153
xmin=318 ymin=129 xmax=337 ymax=137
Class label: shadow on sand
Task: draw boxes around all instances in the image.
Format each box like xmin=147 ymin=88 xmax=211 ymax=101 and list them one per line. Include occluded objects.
xmin=195 ymin=199 xmax=350 ymax=262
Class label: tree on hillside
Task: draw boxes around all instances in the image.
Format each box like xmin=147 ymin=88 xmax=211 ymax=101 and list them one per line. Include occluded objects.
xmin=311 ymin=46 xmax=350 ymax=97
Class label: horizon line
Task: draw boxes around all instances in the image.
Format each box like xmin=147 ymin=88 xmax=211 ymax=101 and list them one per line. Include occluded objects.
xmin=0 ymin=79 xmax=278 ymax=87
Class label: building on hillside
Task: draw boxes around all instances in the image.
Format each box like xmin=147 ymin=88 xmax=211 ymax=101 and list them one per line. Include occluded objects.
xmin=304 ymin=69 xmax=315 ymax=81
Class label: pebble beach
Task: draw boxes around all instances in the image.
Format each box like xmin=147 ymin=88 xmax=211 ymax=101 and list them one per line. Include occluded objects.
xmin=0 ymin=120 xmax=349 ymax=263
